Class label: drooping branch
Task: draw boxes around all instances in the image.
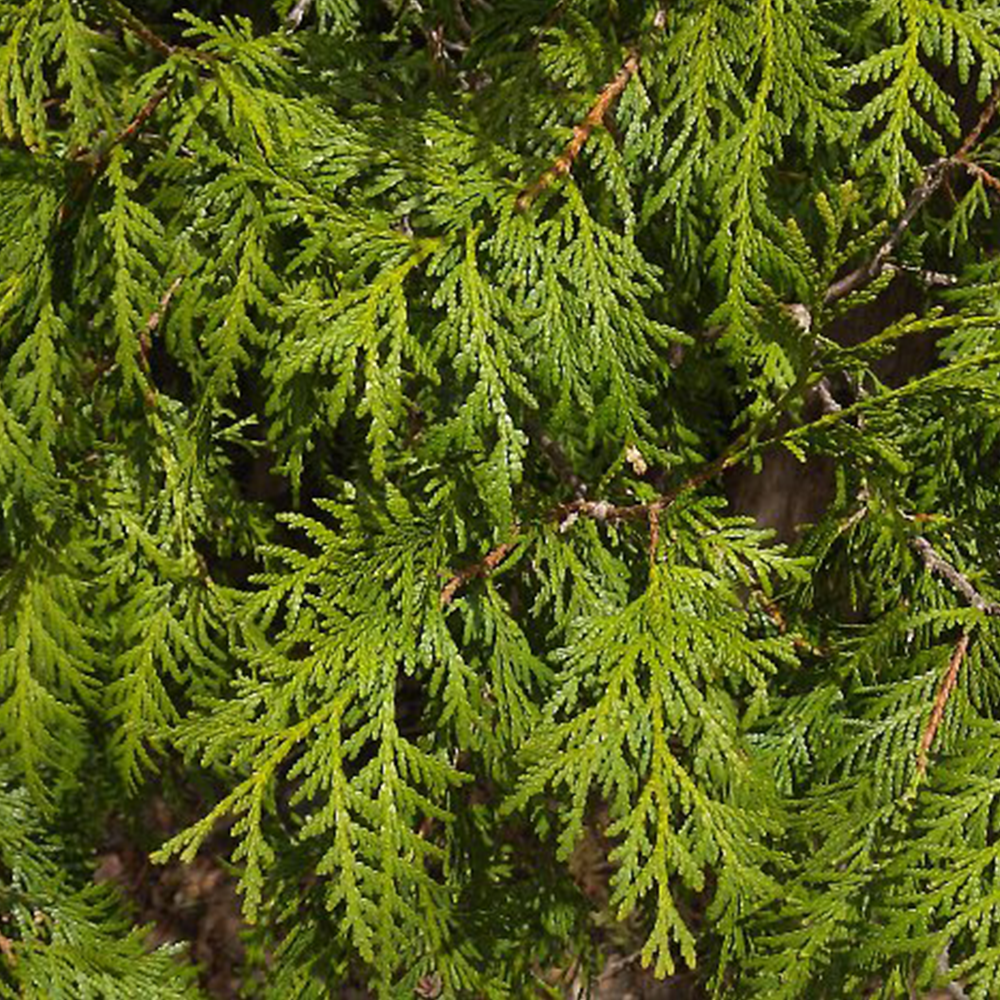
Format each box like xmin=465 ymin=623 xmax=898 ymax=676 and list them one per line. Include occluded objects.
xmin=916 ymin=631 xmax=970 ymax=778
xmin=910 ymin=536 xmax=1000 ymax=615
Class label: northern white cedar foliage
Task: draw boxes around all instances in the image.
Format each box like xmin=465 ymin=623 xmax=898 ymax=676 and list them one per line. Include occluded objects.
xmin=2 ymin=1 xmax=1000 ymax=996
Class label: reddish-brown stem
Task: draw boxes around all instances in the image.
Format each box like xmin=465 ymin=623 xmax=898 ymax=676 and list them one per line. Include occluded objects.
xmin=957 ymin=82 xmax=1000 ymax=158
xmin=115 ymin=86 xmax=170 ymax=147
xmin=957 ymin=158 xmax=1000 ymax=197
xmin=102 ymin=0 xmax=176 ymax=58
xmin=516 ymin=49 xmax=640 ymax=212
xmin=916 ymin=632 xmax=970 ymax=778
xmin=441 ymin=532 xmax=519 ymax=606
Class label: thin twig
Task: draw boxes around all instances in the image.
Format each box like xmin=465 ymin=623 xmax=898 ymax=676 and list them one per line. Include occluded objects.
xmin=910 ymin=537 xmax=1000 ymax=615
xmin=958 ymin=158 xmax=1000 ymax=197
xmin=515 ymin=49 xmax=640 ymax=211
xmin=823 ymin=158 xmax=952 ymax=305
xmin=886 ymin=262 xmax=958 ymax=287
xmin=102 ymin=0 xmax=176 ymax=58
xmin=100 ymin=84 xmax=170 ymax=167
xmin=144 ymin=276 xmax=182 ymax=339
xmin=441 ymin=440 xmax=737 ymax=602
xmin=824 ymin=83 xmax=1000 ymax=305
xmin=134 ymin=276 xmax=182 ymax=410
xmin=62 ymin=86 xmax=173 ymax=224
xmin=916 ymin=631 xmax=969 ymax=778
xmin=441 ymin=532 xmax=519 ymax=606
xmin=956 ymin=82 xmax=1000 ymax=158
xmin=114 ymin=86 xmax=170 ymax=147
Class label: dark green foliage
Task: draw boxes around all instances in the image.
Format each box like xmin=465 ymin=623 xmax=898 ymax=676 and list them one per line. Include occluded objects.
xmin=4 ymin=1 xmax=1000 ymax=996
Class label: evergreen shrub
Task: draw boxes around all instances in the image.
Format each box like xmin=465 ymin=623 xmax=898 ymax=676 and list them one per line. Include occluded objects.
xmin=3 ymin=0 xmax=1000 ymax=996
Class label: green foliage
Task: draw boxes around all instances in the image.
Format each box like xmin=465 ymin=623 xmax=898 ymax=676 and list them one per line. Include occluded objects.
xmin=3 ymin=0 xmax=1000 ymax=996
xmin=0 ymin=770 xmax=200 ymax=999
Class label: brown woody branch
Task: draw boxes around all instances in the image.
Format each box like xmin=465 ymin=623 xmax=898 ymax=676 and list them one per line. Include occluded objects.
xmin=822 ymin=158 xmax=953 ymax=305
xmin=910 ymin=536 xmax=1000 ymax=615
xmin=515 ymin=49 xmax=641 ymax=212
xmin=824 ymin=81 xmax=1000 ymax=305
xmin=916 ymin=631 xmax=969 ymax=779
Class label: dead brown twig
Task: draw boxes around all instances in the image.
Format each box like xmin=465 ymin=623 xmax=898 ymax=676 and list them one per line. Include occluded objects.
xmin=916 ymin=631 xmax=970 ymax=778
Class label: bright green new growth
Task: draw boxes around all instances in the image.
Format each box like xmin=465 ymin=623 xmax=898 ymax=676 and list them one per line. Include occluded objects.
xmin=3 ymin=0 xmax=1000 ymax=996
